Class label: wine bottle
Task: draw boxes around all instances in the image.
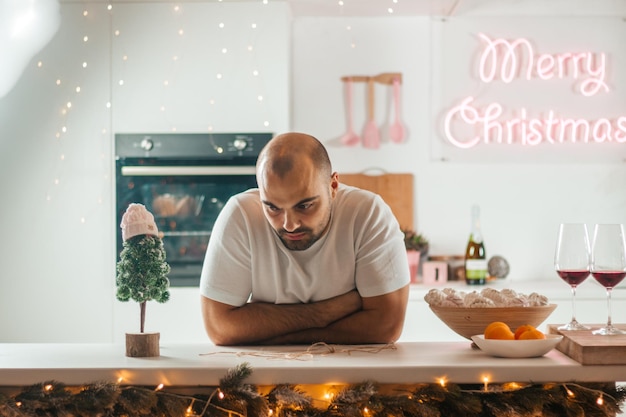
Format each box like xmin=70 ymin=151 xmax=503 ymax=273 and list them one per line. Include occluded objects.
xmin=465 ymin=205 xmax=487 ymax=285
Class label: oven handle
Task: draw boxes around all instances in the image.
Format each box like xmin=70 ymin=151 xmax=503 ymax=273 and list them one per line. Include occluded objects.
xmin=121 ymin=166 xmax=256 ymax=176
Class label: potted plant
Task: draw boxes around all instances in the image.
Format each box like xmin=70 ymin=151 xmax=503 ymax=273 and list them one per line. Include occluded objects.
xmin=402 ymin=228 xmax=429 ymax=283
xmin=403 ymin=228 xmax=429 ymax=253
xmin=116 ymin=203 xmax=171 ymax=357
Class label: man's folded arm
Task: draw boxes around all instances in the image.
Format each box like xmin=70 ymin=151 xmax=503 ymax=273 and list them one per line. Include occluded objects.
xmin=257 ymin=285 xmax=410 ymax=345
xmin=201 ymin=290 xmax=362 ymax=345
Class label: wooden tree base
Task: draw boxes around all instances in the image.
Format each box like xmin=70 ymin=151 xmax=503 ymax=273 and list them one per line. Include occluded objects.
xmin=125 ymin=332 xmax=160 ymax=357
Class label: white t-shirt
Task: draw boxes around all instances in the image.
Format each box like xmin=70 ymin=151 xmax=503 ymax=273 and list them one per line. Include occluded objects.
xmin=199 ymin=184 xmax=409 ymax=306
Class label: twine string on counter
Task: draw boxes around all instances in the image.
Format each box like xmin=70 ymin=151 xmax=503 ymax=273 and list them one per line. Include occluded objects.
xmin=200 ymin=342 xmax=396 ymax=361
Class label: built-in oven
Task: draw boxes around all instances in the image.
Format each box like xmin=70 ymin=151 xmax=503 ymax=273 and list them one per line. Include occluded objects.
xmin=115 ymin=132 xmax=272 ymax=287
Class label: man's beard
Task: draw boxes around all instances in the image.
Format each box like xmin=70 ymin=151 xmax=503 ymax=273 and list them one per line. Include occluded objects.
xmin=277 ymin=228 xmax=319 ymax=251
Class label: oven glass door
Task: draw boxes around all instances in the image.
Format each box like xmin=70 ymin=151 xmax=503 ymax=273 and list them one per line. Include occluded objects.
xmin=116 ymin=162 xmax=257 ymax=287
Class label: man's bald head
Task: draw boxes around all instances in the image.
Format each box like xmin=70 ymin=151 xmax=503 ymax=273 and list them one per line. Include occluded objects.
xmin=256 ymin=132 xmax=332 ymax=182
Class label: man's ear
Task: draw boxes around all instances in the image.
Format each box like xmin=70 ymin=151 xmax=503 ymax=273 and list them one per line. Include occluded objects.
xmin=330 ymin=172 xmax=339 ymax=197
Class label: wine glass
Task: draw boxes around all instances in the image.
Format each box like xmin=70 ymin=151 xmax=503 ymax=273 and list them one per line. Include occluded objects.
xmin=554 ymin=223 xmax=591 ymax=331
xmin=590 ymin=224 xmax=626 ymax=336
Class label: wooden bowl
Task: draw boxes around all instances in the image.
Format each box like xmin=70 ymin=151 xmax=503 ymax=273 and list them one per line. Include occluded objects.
xmin=429 ymin=304 xmax=558 ymax=340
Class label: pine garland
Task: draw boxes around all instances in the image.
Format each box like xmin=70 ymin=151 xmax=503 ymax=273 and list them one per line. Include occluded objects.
xmin=0 ymin=364 xmax=624 ymax=417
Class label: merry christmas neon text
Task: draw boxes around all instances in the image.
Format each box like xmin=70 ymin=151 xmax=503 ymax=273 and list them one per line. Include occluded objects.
xmin=478 ymin=33 xmax=609 ymax=97
xmin=444 ymin=96 xmax=626 ymax=148
xmin=442 ymin=34 xmax=624 ymax=149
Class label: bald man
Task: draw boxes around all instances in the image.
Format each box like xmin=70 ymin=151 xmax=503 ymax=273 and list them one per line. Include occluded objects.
xmin=200 ymin=132 xmax=410 ymax=345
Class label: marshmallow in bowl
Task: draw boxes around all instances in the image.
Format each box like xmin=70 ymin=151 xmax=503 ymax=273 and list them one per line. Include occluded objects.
xmin=528 ymin=292 xmax=549 ymax=306
xmin=424 ymin=287 xmax=549 ymax=308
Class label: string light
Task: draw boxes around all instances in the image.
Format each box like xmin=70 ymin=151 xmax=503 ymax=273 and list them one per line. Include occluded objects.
xmin=438 ymin=377 xmax=447 ymax=387
xmin=155 ymin=383 xmax=164 ymax=391
xmin=186 ymin=400 xmax=195 ymax=416
xmin=482 ymin=375 xmax=490 ymax=391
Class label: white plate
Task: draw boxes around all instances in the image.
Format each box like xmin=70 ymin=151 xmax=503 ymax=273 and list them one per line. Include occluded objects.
xmin=471 ymin=334 xmax=563 ymax=358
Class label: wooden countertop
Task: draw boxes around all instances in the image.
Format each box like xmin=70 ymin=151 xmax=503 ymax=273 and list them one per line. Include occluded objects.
xmin=1 ymin=342 xmax=625 ymax=386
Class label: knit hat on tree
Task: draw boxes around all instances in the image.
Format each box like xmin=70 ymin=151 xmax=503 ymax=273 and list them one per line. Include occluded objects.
xmin=120 ymin=203 xmax=159 ymax=241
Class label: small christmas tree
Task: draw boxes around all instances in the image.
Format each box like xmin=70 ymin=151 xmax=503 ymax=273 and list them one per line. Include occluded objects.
xmin=116 ymin=204 xmax=170 ymax=334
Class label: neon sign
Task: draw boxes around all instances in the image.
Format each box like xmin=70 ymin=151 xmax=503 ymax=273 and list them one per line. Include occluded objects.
xmin=445 ymin=97 xmax=626 ymax=148
xmin=477 ymin=33 xmax=608 ymax=97
xmin=443 ymin=34 xmax=625 ymax=149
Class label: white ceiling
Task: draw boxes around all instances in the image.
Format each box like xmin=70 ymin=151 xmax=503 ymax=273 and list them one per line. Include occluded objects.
xmin=72 ymin=0 xmax=626 ymax=17
xmin=288 ymin=0 xmax=626 ymax=17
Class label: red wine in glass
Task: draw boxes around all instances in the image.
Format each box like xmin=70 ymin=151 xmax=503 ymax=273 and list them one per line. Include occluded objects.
xmin=591 ymin=223 xmax=626 ymax=336
xmin=557 ymin=270 xmax=590 ymax=286
xmin=592 ymin=271 xmax=626 ymax=288
xmin=554 ymin=224 xmax=591 ymax=331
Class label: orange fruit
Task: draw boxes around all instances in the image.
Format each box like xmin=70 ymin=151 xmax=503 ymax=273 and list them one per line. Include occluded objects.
xmin=484 ymin=321 xmax=509 ymax=335
xmin=484 ymin=322 xmax=514 ymax=340
xmin=517 ymin=329 xmax=546 ymax=340
xmin=514 ymin=324 xmax=536 ymax=340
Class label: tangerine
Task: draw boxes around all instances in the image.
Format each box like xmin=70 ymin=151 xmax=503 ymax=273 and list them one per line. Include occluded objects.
xmin=514 ymin=324 xmax=536 ymax=340
xmin=518 ymin=329 xmax=546 ymax=340
xmin=484 ymin=321 xmax=509 ymax=335
xmin=484 ymin=322 xmax=514 ymax=340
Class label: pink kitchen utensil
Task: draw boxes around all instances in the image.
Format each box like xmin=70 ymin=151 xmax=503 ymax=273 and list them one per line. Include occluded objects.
xmin=340 ymin=78 xmax=360 ymax=146
xmin=362 ymin=78 xmax=380 ymax=149
xmin=389 ymin=77 xmax=405 ymax=143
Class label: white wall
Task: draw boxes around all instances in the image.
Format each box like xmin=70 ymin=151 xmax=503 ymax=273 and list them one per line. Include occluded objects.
xmin=0 ymin=1 xmax=625 ymax=343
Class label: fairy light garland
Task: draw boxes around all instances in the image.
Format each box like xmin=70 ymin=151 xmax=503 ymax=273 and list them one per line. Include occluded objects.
xmin=1 ymin=363 xmax=624 ymax=417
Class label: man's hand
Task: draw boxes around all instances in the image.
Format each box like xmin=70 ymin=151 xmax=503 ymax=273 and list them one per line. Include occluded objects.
xmin=201 ymin=290 xmax=362 ymax=345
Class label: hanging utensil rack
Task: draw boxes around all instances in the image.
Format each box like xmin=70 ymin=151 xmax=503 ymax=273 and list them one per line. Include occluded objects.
xmin=340 ymin=72 xmax=402 ymax=85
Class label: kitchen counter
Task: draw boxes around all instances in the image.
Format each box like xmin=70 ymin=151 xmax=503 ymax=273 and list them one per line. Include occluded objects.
xmin=1 ymin=341 xmax=625 ymax=387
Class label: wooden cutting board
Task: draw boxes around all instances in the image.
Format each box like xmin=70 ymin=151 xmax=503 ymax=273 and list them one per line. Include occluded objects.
xmin=339 ymin=172 xmax=414 ymax=230
xmin=547 ymin=324 xmax=626 ymax=365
